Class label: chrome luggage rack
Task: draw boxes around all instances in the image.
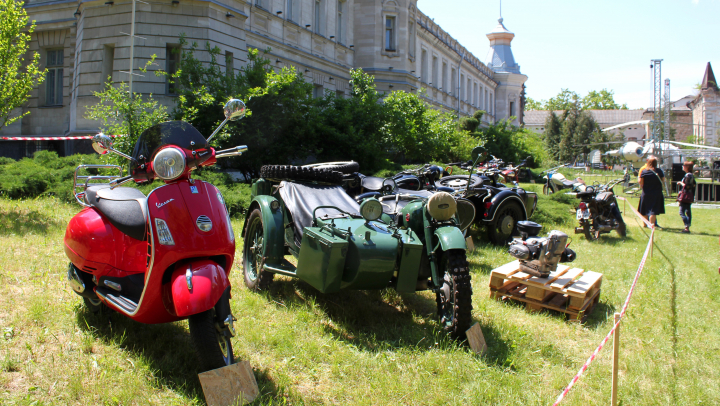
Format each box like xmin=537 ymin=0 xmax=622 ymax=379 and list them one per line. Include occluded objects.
xmin=73 ymin=164 xmax=124 ymax=207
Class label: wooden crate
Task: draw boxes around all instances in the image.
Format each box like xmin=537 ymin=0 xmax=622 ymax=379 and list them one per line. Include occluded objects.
xmin=489 ymin=260 xmax=602 ymax=322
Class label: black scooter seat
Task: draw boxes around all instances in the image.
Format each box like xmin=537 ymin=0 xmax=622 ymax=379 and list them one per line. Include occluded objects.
xmin=85 ymin=184 xmax=148 ymax=241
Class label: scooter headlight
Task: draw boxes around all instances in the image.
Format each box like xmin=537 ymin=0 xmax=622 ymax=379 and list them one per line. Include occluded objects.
xmin=360 ymin=198 xmax=383 ymax=222
xmin=153 ymin=147 xmax=186 ymax=181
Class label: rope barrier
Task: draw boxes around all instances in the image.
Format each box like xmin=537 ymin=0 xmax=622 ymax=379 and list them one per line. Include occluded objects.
xmin=552 ymin=196 xmax=654 ymax=405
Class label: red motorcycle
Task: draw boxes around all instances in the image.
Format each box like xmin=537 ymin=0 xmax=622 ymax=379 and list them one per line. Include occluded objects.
xmin=64 ymin=100 xmax=247 ymax=371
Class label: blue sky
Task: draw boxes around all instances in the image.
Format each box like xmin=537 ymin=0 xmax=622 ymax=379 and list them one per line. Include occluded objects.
xmin=418 ymin=0 xmax=720 ymax=109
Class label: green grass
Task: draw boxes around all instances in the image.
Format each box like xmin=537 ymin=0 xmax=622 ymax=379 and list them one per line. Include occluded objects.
xmin=0 ymin=189 xmax=718 ymax=405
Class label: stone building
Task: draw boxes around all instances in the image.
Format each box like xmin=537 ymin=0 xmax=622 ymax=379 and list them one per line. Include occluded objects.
xmin=688 ymin=62 xmax=720 ymax=146
xmin=1 ymin=0 xmax=527 ymax=159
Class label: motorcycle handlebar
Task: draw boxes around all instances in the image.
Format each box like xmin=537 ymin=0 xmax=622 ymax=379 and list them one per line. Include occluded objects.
xmin=215 ymin=145 xmax=248 ymax=158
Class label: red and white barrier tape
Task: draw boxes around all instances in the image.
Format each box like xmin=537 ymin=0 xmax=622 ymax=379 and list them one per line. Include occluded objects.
xmin=552 ymin=197 xmax=654 ymax=405
xmin=617 ymin=196 xmax=653 ymax=228
xmin=1 ymin=134 xmax=122 ymax=141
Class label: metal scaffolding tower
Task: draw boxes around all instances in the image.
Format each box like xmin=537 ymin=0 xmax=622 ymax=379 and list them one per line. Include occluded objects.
xmin=650 ymin=59 xmax=663 ymax=141
xmin=664 ymin=78 xmax=671 ymax=141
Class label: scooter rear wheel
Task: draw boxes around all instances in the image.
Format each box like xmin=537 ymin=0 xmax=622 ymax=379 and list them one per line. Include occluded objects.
xmin=83 ymin=297 xmax=105 ymax=314
xmin=189 ymin=306 xmax=234 ymax=372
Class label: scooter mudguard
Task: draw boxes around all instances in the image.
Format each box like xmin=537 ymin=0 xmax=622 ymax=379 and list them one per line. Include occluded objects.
xmin=434 ymin=226 xmax=467 ymax=251
xmin=169 ymin=259 xmax=229 ymax=318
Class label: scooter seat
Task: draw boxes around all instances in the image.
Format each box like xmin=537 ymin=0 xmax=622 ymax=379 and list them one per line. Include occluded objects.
xmin=562 ymin=180 xmax=576 ymax=187
xmin=84 ymin=184 xmax=148 ymax=241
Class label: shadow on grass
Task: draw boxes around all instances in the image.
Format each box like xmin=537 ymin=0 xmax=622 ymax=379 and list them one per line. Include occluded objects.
xmin=74 ymin=307 xmax=286 ymax=404
xmin=76 ymin=308 xmax=204 ymax=400
xmin=264 ymin=278 xmax=492 ymax=354
xmin=0 ymin=208 xmax=63 ymax=236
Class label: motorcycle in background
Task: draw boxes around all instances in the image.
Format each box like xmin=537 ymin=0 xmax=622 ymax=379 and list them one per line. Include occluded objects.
xmin=542 ymin=164 xmax=584 ymax=195
xmin=574 ymin=178 xmax=627 ymax=241
xmin=64 ymin=99 xmax=248 ymax=371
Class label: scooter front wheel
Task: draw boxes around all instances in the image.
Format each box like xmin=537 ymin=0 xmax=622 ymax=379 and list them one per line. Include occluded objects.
xmin=242 ymin=208 xmax=274 ymax=291
xmin=189 ymin=307 xmax=234 ymax=371
xmin=83 ymin=296 xmax=105 ymax=314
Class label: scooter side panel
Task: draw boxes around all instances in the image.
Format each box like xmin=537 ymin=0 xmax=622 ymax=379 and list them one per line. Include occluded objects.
xmin=64 ymin=208 xmax=115 ymax=268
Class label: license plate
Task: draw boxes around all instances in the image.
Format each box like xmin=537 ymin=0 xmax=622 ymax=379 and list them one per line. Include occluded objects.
xmin=576 ymin=209 xmax=590 ymax=220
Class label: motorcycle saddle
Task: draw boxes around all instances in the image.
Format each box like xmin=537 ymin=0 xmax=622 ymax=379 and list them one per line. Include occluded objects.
xmin=361 ymin=176 xmax=385 ymax=192
xmin=85 ymin=184 xmax=148 ymax=241
xmin=562 ymin=180 xmax=576 ymax=187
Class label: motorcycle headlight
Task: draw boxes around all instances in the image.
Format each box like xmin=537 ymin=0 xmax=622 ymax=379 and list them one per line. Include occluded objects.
xmin=360 ymin=198 xmax=383 ymax=222
xmin=153 ymin=147 xmax=186 ymax=181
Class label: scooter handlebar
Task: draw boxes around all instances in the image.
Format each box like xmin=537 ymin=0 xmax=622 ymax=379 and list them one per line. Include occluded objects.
xmin=215 ymin=145 xmax=248 ymax=158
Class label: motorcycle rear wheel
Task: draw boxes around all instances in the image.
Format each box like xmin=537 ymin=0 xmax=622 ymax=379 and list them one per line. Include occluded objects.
xmin=435 ymin=250 xmax=473 ymax=339
xmin=242 ymin=208 xmax=274 ymax=291
xmin=189 ymin=303 xmax=234 ymax=372
xmin=583 ymin=222 xmax=600 ymax=242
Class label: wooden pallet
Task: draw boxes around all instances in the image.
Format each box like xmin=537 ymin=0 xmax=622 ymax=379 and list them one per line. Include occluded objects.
xmin=489 ymin=260 xmax=602 ymax=322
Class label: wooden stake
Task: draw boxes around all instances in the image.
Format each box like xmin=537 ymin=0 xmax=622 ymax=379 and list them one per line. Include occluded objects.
xmin=611 ymin=313 xmax=620 ymax=406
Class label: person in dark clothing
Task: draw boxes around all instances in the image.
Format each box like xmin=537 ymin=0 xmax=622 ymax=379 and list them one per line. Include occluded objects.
xmin=638 ymin=156 xmax=665 ymax=228
xmin=678 ymin=161 xmax=696 ymax=233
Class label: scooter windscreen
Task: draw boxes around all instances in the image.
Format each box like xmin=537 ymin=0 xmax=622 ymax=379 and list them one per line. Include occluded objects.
xmin=129 ymin=121 xmax=209 ymax=181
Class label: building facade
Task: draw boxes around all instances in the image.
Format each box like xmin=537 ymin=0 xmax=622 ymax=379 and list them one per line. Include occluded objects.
xmin=1 ymin=0 xmax=527 ymax=159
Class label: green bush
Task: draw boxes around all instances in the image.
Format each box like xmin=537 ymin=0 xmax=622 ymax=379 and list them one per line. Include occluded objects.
xmin=0 ymin=151 xmax=251 ymax=216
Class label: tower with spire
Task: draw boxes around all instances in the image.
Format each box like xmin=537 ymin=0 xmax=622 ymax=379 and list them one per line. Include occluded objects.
xmin=688 ymin=62 xmax=720 ymax=146
xmin=485 ymin=9 xmax=527 ymax=126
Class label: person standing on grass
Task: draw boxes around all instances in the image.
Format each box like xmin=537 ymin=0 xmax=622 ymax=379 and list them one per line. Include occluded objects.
xmin=638 ymin=156 xmax=665 ymax=229
xmin=677 ymin=161 xmax=696 ymax=233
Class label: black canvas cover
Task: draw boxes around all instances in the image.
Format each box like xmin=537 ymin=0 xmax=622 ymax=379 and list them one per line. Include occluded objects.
xmin=278 ymin=181 xmax=361 ymax=241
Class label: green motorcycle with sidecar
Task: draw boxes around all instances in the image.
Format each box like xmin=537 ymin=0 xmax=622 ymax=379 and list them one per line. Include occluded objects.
xmin=241 ymin=163 xmax=475 ymax=337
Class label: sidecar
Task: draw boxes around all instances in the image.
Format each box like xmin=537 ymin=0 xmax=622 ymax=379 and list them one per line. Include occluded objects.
xmin=242 ymin=164 xmax=473 ymax=338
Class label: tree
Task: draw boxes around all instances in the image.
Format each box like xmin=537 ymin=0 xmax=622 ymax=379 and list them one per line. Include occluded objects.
xmin=581 ymin=89 xmax=628 ymax=110
xmin=0 ymin=0 xmax=46 ymax=129
xmin=545 ymin=89 xmax=580 ymax=111
xmin=556 ymin=108 xmax=600 ymax=163
xmin=543 ymin=111 xmax=562 ymax=160
xmin=84 ymin=81 xmax=169 ymax=163
xmin=524 ymin=97 xmax=544 ymax=111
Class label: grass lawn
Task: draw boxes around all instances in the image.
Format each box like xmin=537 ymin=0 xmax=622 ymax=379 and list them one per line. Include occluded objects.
xmin=0 ymin=186 xmax=718 ymax=405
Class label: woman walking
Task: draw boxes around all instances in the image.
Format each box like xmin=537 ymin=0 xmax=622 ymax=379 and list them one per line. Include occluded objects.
xmin=677 ymin=161 xmax=696 ymax=233
xmin=638 ymin=156 xmax=666 ymax=228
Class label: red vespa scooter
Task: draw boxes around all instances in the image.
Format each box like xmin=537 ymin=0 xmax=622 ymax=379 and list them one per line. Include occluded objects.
xmin=64 ymin=99 xmax=248 ymax=371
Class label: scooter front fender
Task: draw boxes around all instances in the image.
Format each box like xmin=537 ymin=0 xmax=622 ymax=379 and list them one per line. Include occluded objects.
xmin=169 ymin=259 xmax=229 ymax=318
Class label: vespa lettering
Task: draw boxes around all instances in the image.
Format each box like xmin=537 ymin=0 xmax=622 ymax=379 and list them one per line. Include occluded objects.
xmin=156 ymin=199 xmax=174 ymax=209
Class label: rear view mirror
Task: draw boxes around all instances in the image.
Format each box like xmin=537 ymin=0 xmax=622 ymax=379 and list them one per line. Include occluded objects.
xmin=223 ymin=99 xmax=246 ymax=121
xmin=471 ymin=146 xmax=488 ymax=163
xmin=91 ymin=133 xmax=113 ymax=155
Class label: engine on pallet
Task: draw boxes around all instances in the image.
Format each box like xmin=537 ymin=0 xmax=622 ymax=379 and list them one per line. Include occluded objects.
xmin=507 ymin=221 xmax=577 ymax=278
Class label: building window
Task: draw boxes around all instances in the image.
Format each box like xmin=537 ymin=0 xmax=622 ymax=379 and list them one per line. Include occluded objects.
xmin=432 ymin=56 xmax=438 ymax=87
xmin=101 ymin=45 xmax=115 ymax=85
xmin=166 ymin=45 xmax=181 ymax=95
xmin=460 ymin=74 xmax=464 ymax=100
xmin=287 ymin=0 xmax=293 ymax=21
xmin=420 ymin=49 xmax=428 ymax=83
xmin=466 ymin=78 xmax=471 ymax=103
xmin=385 ymin=16 xmax=395 ymax=51
xmin=509 ymin=101 xmax=514 ymax=118
xmin=313 ymin=85 xmax=323 ymax=98
xmin=225 ymin=51 xmax=234 ymax=79
xmin=408 ymin=22 xmax=415 ymax=57
xmin=451 ymin=68 xmax=456 ymax=96
xmin=314 ymin=0 xmax=325 ymax=35
xmin=336 ymin=1 xmax=345 ymax=44
xmin=45 ymin=49 xmax=64 ymax=106
xmin=473 ymin=83 xmax=478 ymax=106
xmin=255 ymin=0 xmax=265 ymax=9
xmin=485 ymin=89 xmax=488 ymax=111
xmin=442 ymin=62 xmax=447 ymax=92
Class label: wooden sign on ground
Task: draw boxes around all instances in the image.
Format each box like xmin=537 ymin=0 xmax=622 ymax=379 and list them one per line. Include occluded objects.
xmin=198 ymin=361 xmax=259 ymax=406
xmin=466 ymin=323 xmax=487 ymax=355
xmin=488 ymin=260 xmax=602 ymax=322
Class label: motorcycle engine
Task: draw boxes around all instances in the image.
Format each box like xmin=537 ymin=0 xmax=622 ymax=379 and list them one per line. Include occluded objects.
xmin=507 ymin=221 xmax=576 ymax=278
